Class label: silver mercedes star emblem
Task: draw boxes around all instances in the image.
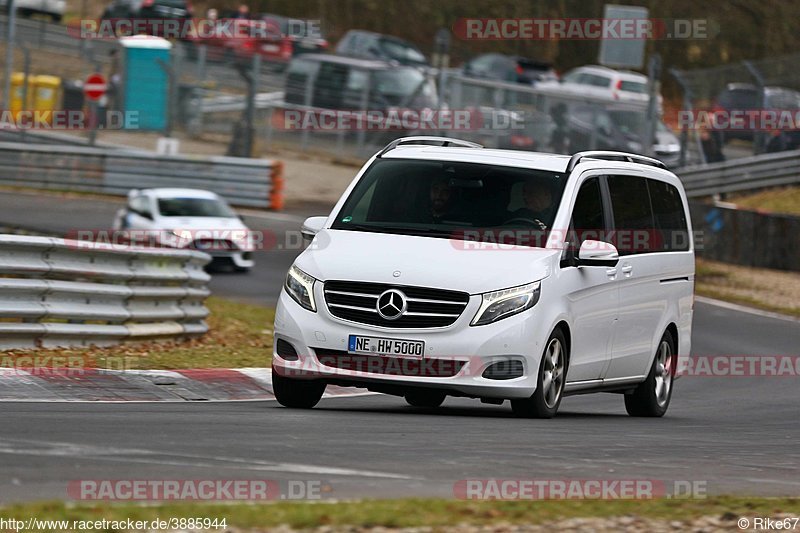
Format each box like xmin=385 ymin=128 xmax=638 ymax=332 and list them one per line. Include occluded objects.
xmin=376 ymin=289 xmax=407 ymax=320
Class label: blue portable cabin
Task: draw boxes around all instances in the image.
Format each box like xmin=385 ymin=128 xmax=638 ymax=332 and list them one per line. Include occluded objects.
xmin=117 ymin=35 xmax=172 ymax=131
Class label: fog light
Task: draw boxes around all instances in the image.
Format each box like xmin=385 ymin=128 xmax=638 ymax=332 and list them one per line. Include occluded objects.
xmin=482 ymin=360 xmax=523 ymax=380
xmin=276 ymin=339 xmax=299 ymax=361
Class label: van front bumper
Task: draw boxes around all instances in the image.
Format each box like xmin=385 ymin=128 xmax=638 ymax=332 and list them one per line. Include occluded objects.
xmin=272 ymin=288 xmax=551 ymax=400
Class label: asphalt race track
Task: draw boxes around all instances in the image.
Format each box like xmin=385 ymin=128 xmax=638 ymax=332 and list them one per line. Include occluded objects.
xmin=1 ymin=190 xmax=799 ymax=503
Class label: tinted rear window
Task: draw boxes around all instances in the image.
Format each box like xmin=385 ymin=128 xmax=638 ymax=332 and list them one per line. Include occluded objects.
xmin=607 ymin=175 xmax=689 ymax=254
xmin=647 ymin=179 xmax=690 ymax=251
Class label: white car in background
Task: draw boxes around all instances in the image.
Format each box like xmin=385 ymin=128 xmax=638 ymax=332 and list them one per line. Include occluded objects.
xmin=0 ymin=0 xmax=65 ymax=21
xmin=113 ymin=188 xmax=255 ymax=272
xmin=549 ymin=65 xmax=663 ymax=111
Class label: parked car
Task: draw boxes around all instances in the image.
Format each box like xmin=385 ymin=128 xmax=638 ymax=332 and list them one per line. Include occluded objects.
xmin=712 ymin=83 xmax=800 ymax=148
xmin=113 ymin=188 xmax=254 ymax=271
xmin=565 ymin=105 xmax=681 ymax=167
xmin=284 ymin=54 xmax=438 ymax=110
xmin=335 ymin=30 xmax=428 ymax=67
xmin=711 ymin=83 xmax=760 ymax=143
xmin=187 ymin=14 xmax=328 ymax=67
xmin=272 ymin=136 xmax=694 ymax=419
xmin=462 ymin=53 xmax=558 ymax=85
xmin=542 ymin=65 xmax=662 ymax=111
xmin=463 ymin=107 xmax=556 ymax=152
xmin=1 ymin=0 xmax=64 ymax=21
xmin=765 ymin=88 xmax=800 ymax=152
xmin=100 ymin=0 xmax=192 ymax=36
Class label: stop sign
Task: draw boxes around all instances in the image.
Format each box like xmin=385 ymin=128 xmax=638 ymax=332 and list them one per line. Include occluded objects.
xmin=84 ymin=73 xmax=107 ymax=101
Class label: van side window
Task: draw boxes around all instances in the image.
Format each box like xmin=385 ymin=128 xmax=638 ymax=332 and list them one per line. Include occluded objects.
xmin=647 ymin=179 xmax=690 ymax=252
xmin=570 ymin=177 xmax=607 ymax=249
xmin=607 ymin=175 xmax=656 ymax=255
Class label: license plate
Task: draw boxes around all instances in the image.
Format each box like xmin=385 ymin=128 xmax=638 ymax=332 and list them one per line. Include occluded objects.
xmin=348 ymin=335 xmax=424 ymax=358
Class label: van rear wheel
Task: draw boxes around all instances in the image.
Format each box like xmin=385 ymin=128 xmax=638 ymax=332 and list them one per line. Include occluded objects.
xmin=272 ymin=367 xmax=326 ymax=409
xmin=511 ymin=329 xmax=567 ymax=419
xmin=624 ymin=331 xmax=676 ymax=417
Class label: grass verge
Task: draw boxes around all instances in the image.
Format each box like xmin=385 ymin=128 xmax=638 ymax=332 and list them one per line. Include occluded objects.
xmin=730 ymin=186 xmax=800 ymax=217
xmin=1 ymin=497 xmax=798 ymax=530
xmin=2 ymin=297 xmax=274 ymax=369
xmin=695 ymin=259 xmax=800 ymax=318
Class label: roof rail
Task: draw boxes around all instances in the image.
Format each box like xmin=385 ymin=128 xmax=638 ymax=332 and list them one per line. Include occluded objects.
xmin=377 ymin=136 xmax=483 ymax=158
xmin=566 ymin=151 xmax=667 ymax=172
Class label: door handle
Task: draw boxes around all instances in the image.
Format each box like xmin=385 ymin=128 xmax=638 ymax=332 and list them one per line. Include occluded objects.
xmin=606 ymin=268 xmax=617 ymax=279
xmin=621 ymin=264 xmax=633 ymax=276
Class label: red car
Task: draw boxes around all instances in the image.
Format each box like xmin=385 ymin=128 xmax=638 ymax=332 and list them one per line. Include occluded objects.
xmin=188 ymin=15 xmax=327 ymax=68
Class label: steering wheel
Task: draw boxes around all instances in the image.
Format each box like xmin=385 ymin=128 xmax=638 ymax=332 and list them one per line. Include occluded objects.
xmin=503 ymin=216 xmax=548 ymax=230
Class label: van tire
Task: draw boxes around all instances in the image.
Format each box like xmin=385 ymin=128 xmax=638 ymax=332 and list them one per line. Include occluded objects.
xmin=511 ymin=329 xmax=567 ymax=419
xmin=272 ymin=367 xmax=326 ymax=409
xmin=625 ymin=331 xmax=676 ymax=417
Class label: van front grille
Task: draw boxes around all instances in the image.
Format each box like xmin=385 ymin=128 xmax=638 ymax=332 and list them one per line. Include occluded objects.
xmin=324 ymin=280 xmax=469 ymax=328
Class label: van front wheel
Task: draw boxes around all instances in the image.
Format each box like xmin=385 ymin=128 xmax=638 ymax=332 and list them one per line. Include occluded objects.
xmin=272 ymin=367 xmax=326 ymax=409
xmin=511 ymin=329 xmax=567 ymax=419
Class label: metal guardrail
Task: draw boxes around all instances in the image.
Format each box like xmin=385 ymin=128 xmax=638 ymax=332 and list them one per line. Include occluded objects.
xmin=0 ymin=142 xmax=284 ymax=209
xmin=201 ymin=91 xmax=283 ymax=114
xmin=0 ymin=234 xmax=211 ymax=350
xmin=678 ymin=149 xmax=800 ymax=197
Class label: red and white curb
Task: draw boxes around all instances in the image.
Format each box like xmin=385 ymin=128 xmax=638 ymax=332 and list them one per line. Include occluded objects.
xmin=0 ymin=367 xmax=371 ymax=402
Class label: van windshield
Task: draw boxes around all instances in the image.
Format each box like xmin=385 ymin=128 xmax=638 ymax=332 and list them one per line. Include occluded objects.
xmin=331 ymin=159 xmax=567 ymax=247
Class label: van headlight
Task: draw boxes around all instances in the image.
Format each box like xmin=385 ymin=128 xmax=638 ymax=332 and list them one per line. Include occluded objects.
xmin=285 ymin=265 xmax=317 ymax=312
xmin=471 ymin=281 xmax=540 ymax=326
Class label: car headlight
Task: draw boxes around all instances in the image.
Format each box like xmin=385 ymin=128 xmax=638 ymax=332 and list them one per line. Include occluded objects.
xmin=471 ymin=281 xmax=541 ymax=326
xmin=285 ymin=265 xmax=317 ymax=312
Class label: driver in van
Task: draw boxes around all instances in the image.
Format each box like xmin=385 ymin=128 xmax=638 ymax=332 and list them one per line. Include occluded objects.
xmin=505 ymin=179 xmax=556 ymax=228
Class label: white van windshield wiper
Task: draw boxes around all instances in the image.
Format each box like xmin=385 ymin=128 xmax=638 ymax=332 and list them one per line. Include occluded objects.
xmin=338 ymin=223 xmax=455 ymax=238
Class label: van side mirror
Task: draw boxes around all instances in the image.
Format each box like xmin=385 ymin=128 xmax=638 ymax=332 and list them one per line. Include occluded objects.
xmin=301 ymin=216 xmax=327 ymax=241
xmin=578 ymin=240 xmax=619 ymax=267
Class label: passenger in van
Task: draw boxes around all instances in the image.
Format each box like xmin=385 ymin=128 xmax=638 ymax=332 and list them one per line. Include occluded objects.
xmin=426 ymin=176 xmax=455 ymax=223
xmin=505 ymin=179 xmax=556 ymax=229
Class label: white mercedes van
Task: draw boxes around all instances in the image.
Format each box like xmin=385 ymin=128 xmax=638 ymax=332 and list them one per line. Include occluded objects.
xmin=273 ymin=137 xmax=694 ymax=418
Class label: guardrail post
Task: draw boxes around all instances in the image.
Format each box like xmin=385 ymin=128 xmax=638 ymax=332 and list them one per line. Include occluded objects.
xmin=270 ymin=160 xmax=284 ymax=210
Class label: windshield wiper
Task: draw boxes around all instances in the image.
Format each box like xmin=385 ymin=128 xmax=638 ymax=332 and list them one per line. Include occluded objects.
xmin=338 ymin=224 xmax=455 ymax=237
